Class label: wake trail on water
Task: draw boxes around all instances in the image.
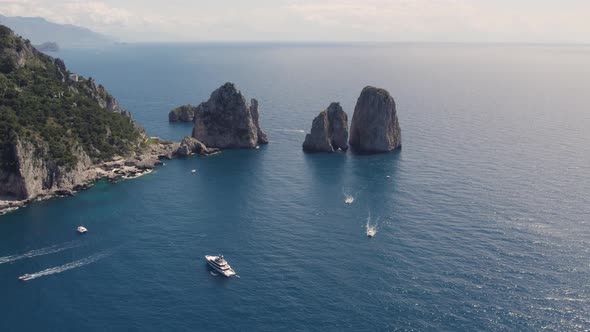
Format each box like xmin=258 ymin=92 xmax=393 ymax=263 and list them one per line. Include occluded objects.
xmin=272 ymin=129 xmax=305 ymax=134
xmin=22 ymin=249 xmax=114 ymax=281
xmin=0 ymin=241 xmax=83 ymax=265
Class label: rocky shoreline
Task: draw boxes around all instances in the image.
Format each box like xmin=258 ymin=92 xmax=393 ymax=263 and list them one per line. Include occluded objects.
xmin=0 ymin=137 xmax=218 ymax=216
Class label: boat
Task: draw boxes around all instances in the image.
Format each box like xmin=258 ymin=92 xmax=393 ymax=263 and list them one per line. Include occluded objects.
xmin=191 ymin=169 xmax=197 ymax=174
xmin=344 ymin=195 xmax=354 ymax=204
xmin=366 ymin=225 xmax=377 ymax=238
xmin=77 ymin=226 xmax=88 ymax=234
xmin=18 ymin=274 xmax=33 ymax=281
xmin=205 ymin=255 xmax=238 ymax=278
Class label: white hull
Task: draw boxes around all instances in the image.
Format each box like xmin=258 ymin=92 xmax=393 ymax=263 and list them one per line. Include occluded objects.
xmin=205 ymin=255 xmax=237 ymax=277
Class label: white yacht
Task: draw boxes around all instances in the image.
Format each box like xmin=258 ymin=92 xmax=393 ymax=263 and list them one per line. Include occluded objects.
xmin=205 ymin=255 xmax=237 ymax=278
xmin=77 ymin=226 xmax=88 ymax=234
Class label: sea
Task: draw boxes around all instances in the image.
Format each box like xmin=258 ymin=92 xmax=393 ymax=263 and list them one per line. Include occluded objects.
xmin=1 ymin=43 xmax=589 ymax=331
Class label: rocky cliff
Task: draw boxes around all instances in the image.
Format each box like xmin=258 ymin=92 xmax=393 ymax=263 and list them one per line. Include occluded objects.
xmin=0 ymin=24 xmax=177 ymax=213
xmin=302 ymin=103 xmax=348 ymax=152
xmin=250 ymin=98 xmax=268 ymax=145
xmin=349 ymin=86 xmax=401 ymax=153
xmin=192 ymin=83 xmax=268 ymax=149
xmin=169 ymin=105 xmax=196 ymax=122
xmin=0 ymin=135 xmax=93 ymax=199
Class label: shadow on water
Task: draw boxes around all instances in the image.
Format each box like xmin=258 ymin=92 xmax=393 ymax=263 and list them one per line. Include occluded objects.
xmin=346 ymin=149 xmax=402 ymax=213
xmin=302 ymin=150 xmax=348 ymax=182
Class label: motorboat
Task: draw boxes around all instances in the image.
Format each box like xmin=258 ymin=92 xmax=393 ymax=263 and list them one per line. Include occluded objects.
xmin=18 ymin=274 xmax=33 ymax=281
xmin=344 ymin=195 xmax=354 ymax=204
xmin=191 ymin=169 xmax=197 ymax=174
xmin=366 ymin=225 xmax=377 ymax=238
xmin=205 ymin=255 xmax=238 ymax=278
xmin=77 ymin=226 xmax=88 ymax=234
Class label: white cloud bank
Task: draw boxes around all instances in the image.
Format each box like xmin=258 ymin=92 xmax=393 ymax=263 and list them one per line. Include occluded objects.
xmin=0 ymin=0 xmax=588 ymax=43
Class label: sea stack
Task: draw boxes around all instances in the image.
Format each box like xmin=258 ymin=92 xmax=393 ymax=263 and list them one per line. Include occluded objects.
xmin=302 ymin=103 xmax=348 ymax=152
xmin=349 ymin=86 xmax=401 ymax=153
xmin=169 ymin=105 xmax=196 ymax=122
xmin=192 ymin=83 xmax=268 ymax=149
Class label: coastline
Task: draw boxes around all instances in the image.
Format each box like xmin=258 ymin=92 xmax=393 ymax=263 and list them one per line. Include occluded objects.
xmin=0 ymin=139 xmax=179 ymax=216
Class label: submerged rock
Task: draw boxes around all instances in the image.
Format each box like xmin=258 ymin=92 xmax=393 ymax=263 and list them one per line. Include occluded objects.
xmin=169 ymin=105 xmax=196 ymax=122
xmin=349 ymin=86 xmax=401 ymax=153
xmin=192 ymin=82 xmax=268 ymax=149
xmin=302 ymin=103 xmax=349 ymax=152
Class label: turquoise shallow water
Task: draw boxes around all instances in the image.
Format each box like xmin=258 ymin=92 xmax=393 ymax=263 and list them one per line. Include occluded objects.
xmin=1 ymin=43 xmax=590 ymax=331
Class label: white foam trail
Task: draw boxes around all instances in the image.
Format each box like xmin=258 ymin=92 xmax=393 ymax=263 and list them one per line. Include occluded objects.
xmin=273 ymin=129 xmax=305 ymax=134
xmin=366 ymin=212 xmax=378 ymax=237
xmin=21 ymin=250 xmax=113 ymax=281
xmin=0 ymin=241 xmax=82 ymax=265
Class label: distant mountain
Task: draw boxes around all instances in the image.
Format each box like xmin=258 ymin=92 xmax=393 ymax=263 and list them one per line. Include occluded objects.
xmin=0 ymin=15 xmax=114 ymax=48
xmin=34 ymin=41 xmax=60 ymax=52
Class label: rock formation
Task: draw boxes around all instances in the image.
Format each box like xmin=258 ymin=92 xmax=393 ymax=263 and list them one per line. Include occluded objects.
xmin=349 ymin=86 xmax=401 ymax=153
xmin=250 ymin=98 xmax=268 ymax=144
xmin=169 ymin=105 xmax=196 ymax=122
xmin=175 ymin=137 xmax=220 ymax=157
xmin=302 ymin=103 xmax=349 ymax=152
xmin=192 ymin=82 xmax=268 ymax=149
xmin=0 ymin=24 xmax=199 ymax=215
xmin=0 ymin=135 xmax=93 ymax=199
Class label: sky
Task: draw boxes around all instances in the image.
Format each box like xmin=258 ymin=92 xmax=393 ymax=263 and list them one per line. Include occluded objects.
xmin=0 ymin=0 xmax=589 ymax=43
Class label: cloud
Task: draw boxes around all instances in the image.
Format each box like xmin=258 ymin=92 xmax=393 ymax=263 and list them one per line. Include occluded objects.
xmin=286 ymin=0 xmax=590 ymax=42
xmin=0 ymin=0 xmax=589 ymax=43
xmin=0 ymin=0 xmax=162 ymax=32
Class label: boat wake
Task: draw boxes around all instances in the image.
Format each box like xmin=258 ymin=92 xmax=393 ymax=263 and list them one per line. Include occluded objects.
xmin=366 ymin=212 xmax=378 ymax=238
xmin=20 ymin=249 xmax=114 ymax=281
xmin=209 ymin=271 xmax=219 ymax=276
xmin=273 ymin=129 xmax=305 ymax=134
xmin=0 ymin=241 xmax=82 ymax=265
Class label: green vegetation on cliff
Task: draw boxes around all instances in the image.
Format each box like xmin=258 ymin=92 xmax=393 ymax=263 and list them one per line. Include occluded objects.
xmin=0 ymin=25 xmax=141 ymax=171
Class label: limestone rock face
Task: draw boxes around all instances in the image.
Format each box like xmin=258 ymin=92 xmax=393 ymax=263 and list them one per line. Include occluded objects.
xmin=54 ymin=58 xmax=66 ymax=82
xmin=302 ymin=103 xmax=348 ymax=152
xmin=0 ymin=135 xmax=93 ymax=200
xmin=192 ymin=83 xmax=268 ymax=149
xmin=349 ymin=86 xmax=401 ymax=153
xmin=169 ymin=105 xmax=196 ymax=123
xmin=250 ymin=99 xmax=268 ymax=144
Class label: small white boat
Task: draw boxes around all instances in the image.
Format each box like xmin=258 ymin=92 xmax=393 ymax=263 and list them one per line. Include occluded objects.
xmin=205 ymin=255 xmax=238 ymax=278
xmin=344 ymin=195 xmax=354 ymax=204
xmin=366 ymin=224 xmax=377 ymax=238
xmin=18 ymin=274 xmax=33 ymax=281
xmin=191 ymin=169 xmax=197 ymax=174
xmin=77 ymin=226 xmax=88 ymax=234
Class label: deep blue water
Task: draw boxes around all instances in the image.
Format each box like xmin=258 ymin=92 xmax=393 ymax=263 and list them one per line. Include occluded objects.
xmin=1 ymin=43 xmax=590 ymax=331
